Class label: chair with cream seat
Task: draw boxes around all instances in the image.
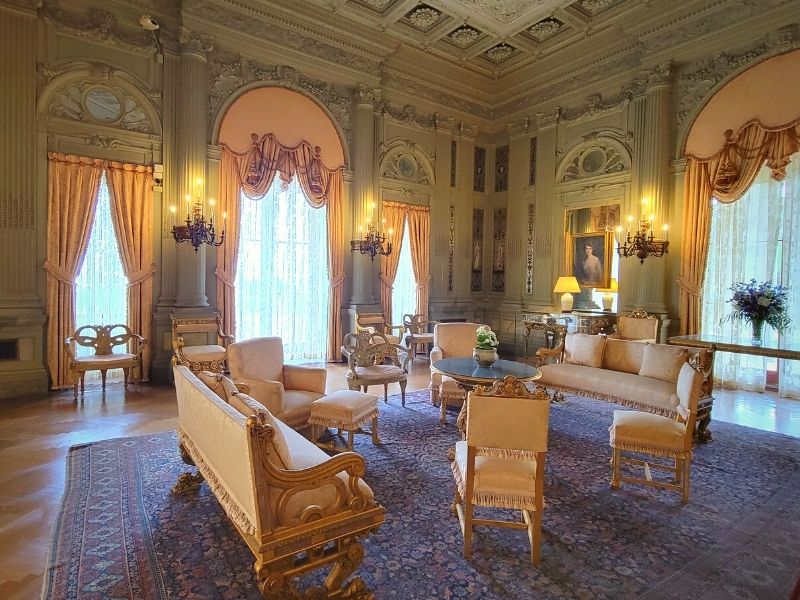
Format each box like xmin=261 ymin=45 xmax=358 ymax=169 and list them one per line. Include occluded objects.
xmin=450 ymin=376 xmax=551 ymax=565
xmin=609 ymin=309 xmax=659 ymax=343
xmin=171 ymin=312 xmax=233 ymax=374
xmin=227 ymin=336 xmax=327 ymax=434
xmin=355 ymin=312 xmax=405 ymax=346
xmin=429 ymin=322 xmax=483 ymax=423
xmin=65 ymin=324 xmax=147 ymax=398
xmin=342 ymin=330 xmax=411 ymax=406
xmin=610 ymin=361 xmax=703 ymax=503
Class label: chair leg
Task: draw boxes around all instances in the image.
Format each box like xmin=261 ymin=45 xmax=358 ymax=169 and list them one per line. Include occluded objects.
xmin=80 ymin=374 xmax=86 ymax=396
xmin=682 ymin=459 xmax=691 ymax=503
xmin=371 ymin=415 xmax=380 ymax=445
xmin=530 ymin=509 xmax=542 ymax=566
xmin=399 ymin=379 xmax=407 ymax=406
xmin=610 ymin=447 xmax=621 ymax=489
xmin=100 ymin=370 xmax=108 ymax=391
xmin=383 ymin=383 xmax=389 ymax=403
xmin=73 ymin=377 xmax=79 ymax=400
xmin=123 ymin=368 xmax=130 ymax=388
xmin=347 ymin=429 xmax=354 ymax=451
xmin=463 ymin=499 xmax=473 ymax=559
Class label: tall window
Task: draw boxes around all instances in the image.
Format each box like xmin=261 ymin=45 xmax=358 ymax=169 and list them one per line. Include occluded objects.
xmin=74 ymin=174 xmax=128 ymax=369
xmin=701 ymin=159 xmax=800 ymax=398
xmin=236 ymin=177 xmax=329 ymax=361
xmin=392 ymin=219 xmax=416 ymax=327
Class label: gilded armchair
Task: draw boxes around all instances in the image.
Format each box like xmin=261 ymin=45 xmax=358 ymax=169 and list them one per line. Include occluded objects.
xmin=171 ymin=312 xmax=233 ymax=373
xmin=342 ymin=330 xmax=411 ymax=406
xmin=429 ymin=322 xmax=483 ymax=422
xmin=65 ymin=324 xmax=146 ymax=398
xmin=403 ymin=313 xmax=437 ymax=360
xmin=355 ymin=312 xmax=405 ymax=345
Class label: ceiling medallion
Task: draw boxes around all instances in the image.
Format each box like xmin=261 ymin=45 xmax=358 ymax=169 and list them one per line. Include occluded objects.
xmin=485 ymin=43 xmax=516 ymax=63
xmin=449 ymin=26 xmax=481 ymax=48
xmin=360 ymin=0 xmax=393 ymax=10
xmin=528 ymin=18 xmax=563 ymax=42
xmin=408 ymin=6 xmax=440 ymax=30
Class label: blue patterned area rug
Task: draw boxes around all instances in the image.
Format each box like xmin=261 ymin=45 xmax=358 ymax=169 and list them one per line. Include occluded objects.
xmin=43 ymin=390 xmax=800 ymax=599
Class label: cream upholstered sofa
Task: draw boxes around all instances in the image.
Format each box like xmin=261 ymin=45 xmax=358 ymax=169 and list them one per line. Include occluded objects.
xmin=173 ymin=365 xmax=385 ymax=599
xmin=228 ymin=337 xmax=327 ymax=434
xmin=536 ymin=334 xmax=715 ymax=441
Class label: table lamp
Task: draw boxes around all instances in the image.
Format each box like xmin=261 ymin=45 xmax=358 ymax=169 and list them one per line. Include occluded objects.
xmin=553 ymin=276 xmax=581 ymax=312
xmin=597 ymin=278 xmax=618 ymax=311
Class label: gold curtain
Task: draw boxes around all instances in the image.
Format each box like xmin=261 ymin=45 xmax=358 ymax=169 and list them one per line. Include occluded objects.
xmin=217 ymin=134 xmax=345 ymax=360
xmin=379 ymin=202 xmax=408 ymax=327
xmin=679 ymin=121 xmax=800 ymax=334
xmin=45 ymin=153 xmax=104 ymax=389
xmin=105 ymin=161 xmax=155 ymax=381
xmin=406 ymin=204 xmax=431 ymax=318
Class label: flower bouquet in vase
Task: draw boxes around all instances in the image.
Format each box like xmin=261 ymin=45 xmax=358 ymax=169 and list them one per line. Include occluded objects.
xmin=474 ymin=325 xmax=500 ymax=367
xmin=723 ymin=279 xmax=791 ymax=346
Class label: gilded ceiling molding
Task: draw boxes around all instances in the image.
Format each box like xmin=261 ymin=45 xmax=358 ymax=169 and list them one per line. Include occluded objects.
xmin=40 ymin=0 xmax=156 ymax=55
xmin=381 ymin=103 xmax=436 ymax=130
xmin=1 ymin=0 xmax=42 ymax=14
xmin=208 ymin=52 xmax=353 ymax=142
xmin=381 ymin=71 xmax=493 ymax=120
xmin=188 ymin=0 xmax=381 ymax=74
xmin=507 ymin=117 xmax=530 ymax=138
xmin=354 ymin=84 xmax=380 ymax=106
xmin=560 ymin=92 xmax=632 ymax=123
xmin=454 ymin=121 xmax=479 ymax=139
xmin=535 ymin=107 xmax=560 ymax=128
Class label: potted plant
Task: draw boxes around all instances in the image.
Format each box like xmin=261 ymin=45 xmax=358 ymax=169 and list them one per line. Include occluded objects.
xmin=473 ymin=325 xmax=500 ymax=367
xmin=723 ymin=279 xmax=791 ymax=346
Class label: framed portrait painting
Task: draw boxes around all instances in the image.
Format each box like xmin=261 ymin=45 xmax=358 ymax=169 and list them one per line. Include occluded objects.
xmin=568 ymin=232 xmax=612 ymax=289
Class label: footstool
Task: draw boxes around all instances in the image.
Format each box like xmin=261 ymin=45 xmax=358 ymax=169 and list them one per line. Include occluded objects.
xmin=309 ymin=390 xmax=380 ymax=452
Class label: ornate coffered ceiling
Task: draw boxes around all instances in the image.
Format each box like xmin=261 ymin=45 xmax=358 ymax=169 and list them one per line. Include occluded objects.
xmin=296 ymin=0 xmax=633 ymax=75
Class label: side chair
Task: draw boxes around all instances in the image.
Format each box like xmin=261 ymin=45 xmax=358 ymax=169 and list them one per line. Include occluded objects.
xmin=403 ymin=313 xmax=437 ymax=360
xmin=171 ymin=312 xmax=233 ymax=374
xmin=65 ymin=324 xmax=146 ymax=398
xmin=342 ymin=330 xmax=411 ymax=406
xmin=610 ymin=361 xmax=703 ymax=503
xmin=451 ymin=376 xmax=551 ymax=565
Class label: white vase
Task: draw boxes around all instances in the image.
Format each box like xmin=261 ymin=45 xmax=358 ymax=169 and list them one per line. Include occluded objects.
xmin=473 ymin=347 xmax=498 ymax=368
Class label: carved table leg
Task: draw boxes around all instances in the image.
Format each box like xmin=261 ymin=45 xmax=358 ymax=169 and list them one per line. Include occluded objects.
xmin=694 ymin=408 xmax=712 ymax=443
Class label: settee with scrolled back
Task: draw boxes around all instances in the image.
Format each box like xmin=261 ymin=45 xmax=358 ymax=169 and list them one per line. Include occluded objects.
xmin=536 ymin=333 xmax=715 ymax=441
xmin=172 ymin=365 xmax=385 ymax=598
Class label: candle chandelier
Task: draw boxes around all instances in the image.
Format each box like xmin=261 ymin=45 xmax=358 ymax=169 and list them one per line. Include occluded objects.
xmin=616 ymin=216 xmax=669 ymax=264
xmin=350 ymin=223 xmax=392 ymax=261
xmin=172 ymin=199 xmax=225 ymax=253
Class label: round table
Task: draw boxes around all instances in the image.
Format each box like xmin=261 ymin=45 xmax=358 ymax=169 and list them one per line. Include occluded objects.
xmin=431 ymin=357 xmax=541 ymax=434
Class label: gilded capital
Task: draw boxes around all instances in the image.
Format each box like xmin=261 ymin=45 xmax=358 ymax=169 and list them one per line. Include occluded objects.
xmin=179 ymin=26 xmax=214 ymax=57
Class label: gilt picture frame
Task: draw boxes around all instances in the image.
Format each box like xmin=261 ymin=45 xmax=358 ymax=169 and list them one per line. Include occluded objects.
xmin=568 ymin=232 xmax=612 ymax=289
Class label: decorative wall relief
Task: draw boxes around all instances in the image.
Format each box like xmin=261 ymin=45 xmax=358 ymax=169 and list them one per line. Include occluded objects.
xmin=471 ymin=207 xmax=484 ymax=292
xmin=492 ymin=208 xmax=506 ymax=292
xmin=378 ymin=139 xmax=435 ymax=185
xmin=560 ymin=143 xmax=626 ymax=182
xmin=473 ymin=146 xmax=486 ymax=192
xmin=49 ymin=83 xmax=153 ymax=133
xmin=448 ymin=204 xmax=455 ymax=292
xmin=450 ymin=140 xmax=457 ymax=187
xmin=526 ymin=203 xmax=535 ymax=294
xmin=590 ymin=204 xmax=620 ymax=231
xmin=494 ymin=145 xmax=508 ymax=192
xmin=529 ymin=137 xmax=537 ymax=186
xmin=208 ymin=52 xmax=352 ymax=142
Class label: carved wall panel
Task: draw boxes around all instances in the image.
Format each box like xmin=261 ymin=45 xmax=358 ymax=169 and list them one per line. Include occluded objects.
xmin=473 ymin=146 xmax=486 ymax=192
xmin=471 ymin=207 xmax=484 ymax=292
xmin=491 ymin=207 xmax=506 ymax=292
xmin=529 ymin=136 xmax=537 ymax=186
xmin=494 ymin=144 xmax=509 ymax=192
xmin=450 ymin=140 xmax=457 ymax=187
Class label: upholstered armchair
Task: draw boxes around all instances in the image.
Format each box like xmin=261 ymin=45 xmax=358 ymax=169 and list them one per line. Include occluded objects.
xmin=451 ymin=376 xmax=551 ymax=565
xmin=610 ymin=361 xmax=703 ymax=503
xmin=355 ymin=312 xmax=405 ymax=345
xmin=65 ymin=324 xmax=146 ymax=398
xmin=342 ymin=330 xmax=411 ymax=405
xmin=609 ymin=310 xmax=659 ymax=343
xmin=227 ymin=337 xmax=327 ymax=432
xmin=171 ymin=312 xmax=233 ymax=374
xmin=429 ymin=322 xmax=482 ymax=422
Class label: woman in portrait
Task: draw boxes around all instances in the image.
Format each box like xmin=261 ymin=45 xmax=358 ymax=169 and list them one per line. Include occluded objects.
xmin=578 ymin=242 xmax=603 ymax=286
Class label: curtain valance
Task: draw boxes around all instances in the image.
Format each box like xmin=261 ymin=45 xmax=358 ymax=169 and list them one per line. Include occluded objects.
xmin=678 ymin=118 xmax=800 ymax=335
xmin=216 ymin=133 xmax=345 ymax=361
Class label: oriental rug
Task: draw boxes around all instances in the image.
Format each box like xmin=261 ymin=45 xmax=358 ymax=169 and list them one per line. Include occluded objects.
xmin=43 ymin=390 xmax=800 ymax=599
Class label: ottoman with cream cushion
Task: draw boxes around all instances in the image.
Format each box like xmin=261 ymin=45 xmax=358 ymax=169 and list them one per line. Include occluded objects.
xmin=309 ymin=390 xmax=380 ymax=451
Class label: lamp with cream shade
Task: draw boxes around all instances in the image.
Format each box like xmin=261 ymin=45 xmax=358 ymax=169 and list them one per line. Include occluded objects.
xmin=553 ymin=276 xmax=581 ymax=313
xmin=596 ymin=277 xmax=618 ymax=311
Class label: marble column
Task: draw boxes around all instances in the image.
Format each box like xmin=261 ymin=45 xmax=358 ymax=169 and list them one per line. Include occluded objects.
xmin=173 ymin=27 xmax=213 ymax=308
xmin=619 ymin=64 xmax=672 ymax=315
xmin=349 ymin=86 xmax=379 ymax=306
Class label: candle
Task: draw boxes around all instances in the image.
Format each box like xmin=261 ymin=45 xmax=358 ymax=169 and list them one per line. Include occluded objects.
xmin=169 ymin=205 xmax=176 ymax=226
xmin=615 ymin=225 xmax=623 ymax=244
xmin=209 ymin=198 xmax=216 ymax=223
xmin=627 ymin=215 xmax=633 ymax=234
xmin=662 ymin=223 xmax=669 ymax=241
xmin=185 ymin=194 xmax=191 ymax=219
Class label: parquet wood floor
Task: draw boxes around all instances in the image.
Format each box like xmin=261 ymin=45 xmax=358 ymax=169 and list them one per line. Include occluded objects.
xmin=0 ymin=359 xmax=797 ymax=599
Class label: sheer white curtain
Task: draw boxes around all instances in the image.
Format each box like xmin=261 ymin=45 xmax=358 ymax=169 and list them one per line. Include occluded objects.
xmin=778 ymin=159 xmax=800 ymax=398
xmin=74 ymin=174 xmax=128 ymax=376
xmin=701 ymin=159 xmax=800 ymax=397
xmin=236 ymin=177 xmax=329 ymax=361
xmin=391 ymin=219 xmax=417 ymax=328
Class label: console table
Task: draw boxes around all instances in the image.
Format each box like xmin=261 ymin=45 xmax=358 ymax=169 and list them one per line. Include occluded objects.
xmin=667 ymin=333 xmax=800 ymax=361
xmin=522 ymin=311 xmax=617 ymax=356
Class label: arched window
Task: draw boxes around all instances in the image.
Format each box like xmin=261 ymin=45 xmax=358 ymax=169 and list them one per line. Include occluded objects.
xmin=702 ymin=158 xmax=800 ymax=398
xmin=74 ymin=174 xmax=128 ymax=372
xmin=392 ymin=219 xmax=416 ymax=327
xmin=235 ymin=177 xmax=329 ymax=360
